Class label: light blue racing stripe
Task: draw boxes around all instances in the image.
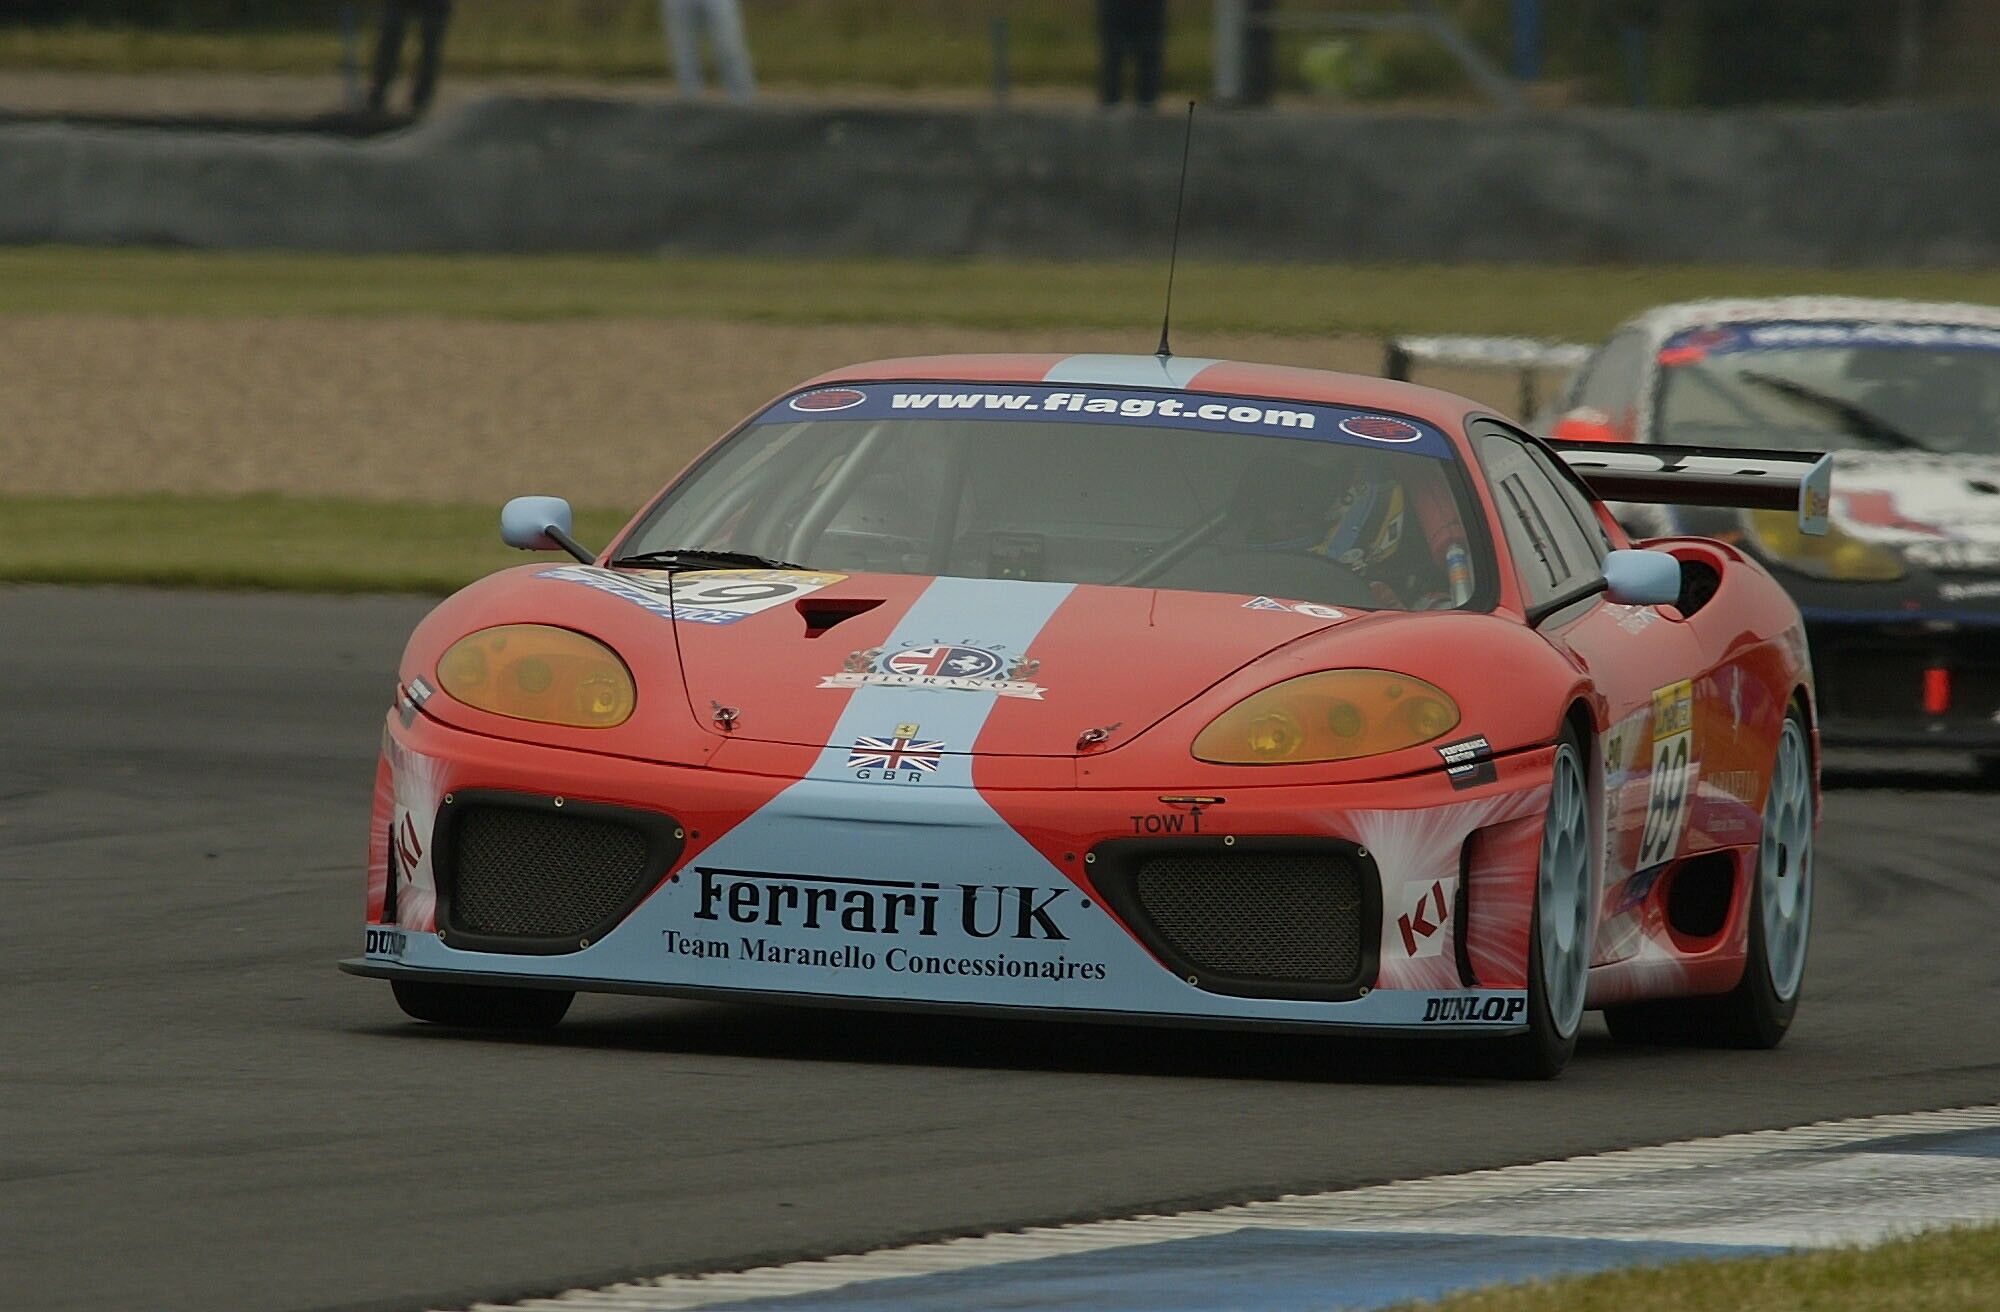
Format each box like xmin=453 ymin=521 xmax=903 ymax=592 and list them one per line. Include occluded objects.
xmin=1043 ymin=353 xmax=1221 ymax=388
xmin=1854 ymin=1127 xmax=2000 ymax=1159
xmin=806 ymin=575 xmax=1075 ymax=784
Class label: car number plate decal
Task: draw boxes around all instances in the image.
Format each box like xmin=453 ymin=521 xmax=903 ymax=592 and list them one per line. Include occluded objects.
xmin=1637 ymin=679 xmax=1695 ymax=869
xmin=541 ymin=566 xmax=847 ymax=626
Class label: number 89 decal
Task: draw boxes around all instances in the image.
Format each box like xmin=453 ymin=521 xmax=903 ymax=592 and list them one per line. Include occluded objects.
xmin=1637 ymin=679 xmax=1695 ymax=869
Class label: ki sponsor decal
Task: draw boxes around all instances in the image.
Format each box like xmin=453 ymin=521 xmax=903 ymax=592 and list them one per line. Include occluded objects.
xmin=365 ymin=927 xmax=408 ymax=957
xmin=1397 ymin=878 xmax=1453 ymax=958
xmin=1420 ymin=994 xmax=1527 ymax=1025
xmin=542 ymin=566 xmax=846 ymax=626
xmin=848 ymin=727 xmax=945 ymax=782
xmin=1638 ymin=679 xmax=1695 ymax=869
xmin=821 ymin=642 xmax=1046 ymax=699
xmin=1242 ymin=596 xmax=1347 ymax=621
xmin=392 ymin=812 xmax=424 ymax=875
xmin=1437 ymin=734 xmax=1497 ymax=790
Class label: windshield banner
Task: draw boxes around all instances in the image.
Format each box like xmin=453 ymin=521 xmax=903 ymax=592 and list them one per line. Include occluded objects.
xmin=1662 ymin=320 xmax=2000 ymax=366
xmin=755 ymin=383 xmax=1456 ymax=459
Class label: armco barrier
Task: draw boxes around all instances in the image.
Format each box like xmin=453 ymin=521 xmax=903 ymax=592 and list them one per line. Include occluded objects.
xmin=2 ymin=97 xmax=1996 ymax=264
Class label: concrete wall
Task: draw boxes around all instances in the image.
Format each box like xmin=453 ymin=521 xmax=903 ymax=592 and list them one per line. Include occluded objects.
xmin=3 ymin=96 xmax=1996 ymax=264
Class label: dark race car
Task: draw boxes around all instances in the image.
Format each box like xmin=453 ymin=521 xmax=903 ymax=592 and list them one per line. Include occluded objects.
xmin=1395 ymin=299 xmax=2000 ymax=766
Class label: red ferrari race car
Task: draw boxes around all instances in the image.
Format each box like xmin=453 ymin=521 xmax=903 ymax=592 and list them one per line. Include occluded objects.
xmin=342 ymin=354 xmax=1828 ymax=1078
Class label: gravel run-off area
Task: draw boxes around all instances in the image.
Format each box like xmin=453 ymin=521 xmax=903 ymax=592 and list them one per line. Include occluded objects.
xmin=0 ymin=317 xmax=1516 ymax=507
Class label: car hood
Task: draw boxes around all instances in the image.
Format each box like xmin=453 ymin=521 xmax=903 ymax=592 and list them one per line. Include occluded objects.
xmin=403 ymin=566 xmax=1564 ymax=777
xmin=665 ymin=570 xmax=1349 ymax=756
xmin=1830 ymin=451 xmax=2000 ymax=548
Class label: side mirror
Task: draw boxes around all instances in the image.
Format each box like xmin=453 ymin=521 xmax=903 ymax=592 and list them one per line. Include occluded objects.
xmin=500 ymin=496 xmax=591 ymax=562
xmin=1603 ymin=548 xmax=1682 ymax=607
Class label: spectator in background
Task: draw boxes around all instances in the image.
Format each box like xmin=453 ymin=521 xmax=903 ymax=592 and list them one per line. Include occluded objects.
xmin=662 ymin=0 xmax=757 ymax=103
xmin=368 ymin=0 xmax=452 ymax=116
xmin=1098 ymin=0 xmax=1167 ymax=110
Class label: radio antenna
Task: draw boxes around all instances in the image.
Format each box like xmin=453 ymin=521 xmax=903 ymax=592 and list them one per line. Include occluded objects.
xmin=1155 ymin=100 xmax=1197 ymax=360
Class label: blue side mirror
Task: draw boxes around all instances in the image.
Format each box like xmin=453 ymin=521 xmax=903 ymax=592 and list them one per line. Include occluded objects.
xmin=1603 ymin=548 xmax=1681 ymax=607
xmin=500 ymin=496 xmax=590 ymax=562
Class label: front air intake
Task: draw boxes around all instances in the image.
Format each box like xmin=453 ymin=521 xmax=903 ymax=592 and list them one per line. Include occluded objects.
xmin=1087 ymin=837 xmax=1381 ymax=1000
xmin=433 ymin=792 xmax=683 ymax=954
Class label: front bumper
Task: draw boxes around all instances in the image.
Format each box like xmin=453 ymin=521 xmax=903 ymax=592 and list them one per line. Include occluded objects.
xmin=1808 ymin=616 xmax=2000 ymax=749
xmin=353 ymin=709 xmax=1554 ymax=1036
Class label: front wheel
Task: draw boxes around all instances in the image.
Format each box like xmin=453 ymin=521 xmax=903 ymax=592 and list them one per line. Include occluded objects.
xmin=1604 ymin=706 xmax=1813 ymax=1049
xmin=391 ymin=979 xmax=574 ymax=1030
xmin=1489 ymin=726 xmax=1593 ymax=1080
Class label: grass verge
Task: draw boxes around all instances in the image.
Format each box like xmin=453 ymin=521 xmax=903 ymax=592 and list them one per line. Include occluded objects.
xmin=8 ymin=247 xmax=2000 ymax=342
xmin=1 ymin=495 xmax=631 ymax=593
xmin=1396 ymin=1223 xmax=2000 ymax=1312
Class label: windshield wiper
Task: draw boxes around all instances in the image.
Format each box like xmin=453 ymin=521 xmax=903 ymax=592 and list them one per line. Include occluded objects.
xmin=1737 ymin=372 xmax=1934 ymax=453
xmin=608 ymin=547 xmax=807 ymax=571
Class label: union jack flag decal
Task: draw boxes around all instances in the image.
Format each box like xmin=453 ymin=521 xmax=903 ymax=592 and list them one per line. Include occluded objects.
xmin=847 ymin=734 xmax=946 ymax=773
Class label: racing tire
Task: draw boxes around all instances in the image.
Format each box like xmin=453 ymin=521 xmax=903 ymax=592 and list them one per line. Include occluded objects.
xmin=1488 ymin=725 xmax=1594 ymax=1081
xmin=391 ymin=979 xmax=574 ymax=1030
xmin=1603 ymin=706 xmax=1813 ymax=1050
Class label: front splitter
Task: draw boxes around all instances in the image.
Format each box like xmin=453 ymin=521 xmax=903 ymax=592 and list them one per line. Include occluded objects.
xmin=340 ymin=957 xmax=1530 ymax=1038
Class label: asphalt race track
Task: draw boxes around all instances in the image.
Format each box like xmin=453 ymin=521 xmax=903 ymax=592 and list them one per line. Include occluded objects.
xmin=5 ymin=584 xmax=1998 ymax=1312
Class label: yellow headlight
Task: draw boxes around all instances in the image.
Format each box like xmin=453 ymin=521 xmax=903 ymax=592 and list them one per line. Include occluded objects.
xmin=436 ymin=624 xmax=635 ymax=728
xmin=1747 ymin=509 xmax=1905 ymax=582
xmin=1193 ymin=669 xmax=1461 ymax=765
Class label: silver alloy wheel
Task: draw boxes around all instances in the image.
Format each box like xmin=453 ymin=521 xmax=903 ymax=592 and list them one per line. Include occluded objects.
xmin=1537 ymin=742 xmax=1592 ymax=1039
xmin=1759 ymin=717 xmax=1814 ymax=1001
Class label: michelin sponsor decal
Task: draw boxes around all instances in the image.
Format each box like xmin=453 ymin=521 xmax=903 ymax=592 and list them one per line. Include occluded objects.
xmin=750 ymin=384 xmax=1456 ymax=458
xmin=542 ymin=566 xmax=846 ymax=626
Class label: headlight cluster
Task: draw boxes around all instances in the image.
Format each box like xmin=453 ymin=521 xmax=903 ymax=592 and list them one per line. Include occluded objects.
xmin=1193 ymin=669 xmax=1460 ymax=765
xmin=436 ymin=624 xmax=635 ymax=728
xmin=1746 ymin=509 xmax=1905 ymax=582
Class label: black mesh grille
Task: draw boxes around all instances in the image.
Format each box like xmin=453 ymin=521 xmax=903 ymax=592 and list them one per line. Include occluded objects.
xmin=1134 ymin=851 xmax=1365 ymax=983
xmin=448 ymin=805 xmax=652 ymax=940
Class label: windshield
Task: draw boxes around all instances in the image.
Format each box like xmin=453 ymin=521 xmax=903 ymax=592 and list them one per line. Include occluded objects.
xmin=623 ymin=383 xmax=1488 ymax=612
xmin=1654 ymin=319 xmax=2000 ymax=455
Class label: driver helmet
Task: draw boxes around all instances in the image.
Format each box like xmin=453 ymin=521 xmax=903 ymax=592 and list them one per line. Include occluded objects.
xmin=1306 ymin=476 xmax=1406 ymax=568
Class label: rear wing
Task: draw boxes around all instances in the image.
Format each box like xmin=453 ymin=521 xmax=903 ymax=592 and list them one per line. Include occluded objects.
xmin=1383 ymin=335 xmax=1592 ymax=417
xmin=1548 ymin=440 xmax=1833 ymax=536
